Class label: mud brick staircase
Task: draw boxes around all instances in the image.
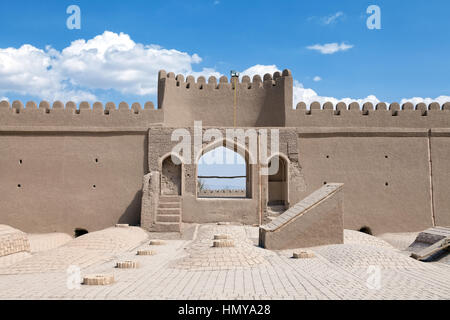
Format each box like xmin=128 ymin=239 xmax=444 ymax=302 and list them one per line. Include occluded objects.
xmin=266 ymin=204 xmax=287 ymax=223
xmin=154 ymin=195 xmax=181 ymax=232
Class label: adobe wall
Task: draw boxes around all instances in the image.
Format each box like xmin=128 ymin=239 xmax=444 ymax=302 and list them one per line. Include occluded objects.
xmin=0 ymin=100 xmax=154 ymax=234
xmin=146 ymin=127 xmax=304 ymax=225
xmin=158 ymin=70 xmax=292 ymax=127
xmin=284 ymin=101 xmax=450 ymax=234
xmin=296 ymin=127 xmax=438 ymax=234
xmin=0 ymin=131 xmax=147 ymax=234
xmin=1 ymin=68 xmax=449 ymax=235
xmin=260 ymin=129 xmax=306 ymax=220
xmin=429 ymin=129 xmax=450 ymax=227
xmin=148 ymin=127 xmax=259 ymax=225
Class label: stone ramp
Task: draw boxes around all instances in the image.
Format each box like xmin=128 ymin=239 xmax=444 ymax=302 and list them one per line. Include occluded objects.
xmin=259 ymin=183 xmax=344 ymax=250
xmin=0 ymin=226 xmax=148 ymax=275
xmin=408 ymin=227 xmax=450 ymax=261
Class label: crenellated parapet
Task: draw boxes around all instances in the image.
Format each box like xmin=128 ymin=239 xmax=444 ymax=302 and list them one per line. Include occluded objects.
xmin=286 ymin=101 xmax=450 ymax=128
xmin=158 ymin=69 xmax=293 ymax=127
xmin=1 ymin=68 xmax=449 ymax=130
xmin=0 ymin=100 xmax=162 ymax=129
xmin=158 ymin=69 xmax=292 ymax=90
xmin=294 ymin=101 xmax=450 ymax=113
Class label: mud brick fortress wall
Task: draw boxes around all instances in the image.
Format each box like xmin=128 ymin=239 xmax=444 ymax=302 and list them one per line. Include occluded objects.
xmin=0 ymin=69 xmax=449 ymax=234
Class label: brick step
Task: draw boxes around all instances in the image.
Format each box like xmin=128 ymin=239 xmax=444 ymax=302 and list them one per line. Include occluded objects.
xmin=158 ymin=202 xmax=180 ymax=209
xmin=157 ymin=214 xmax=181 ymax=223
xmin=267 ymin=205 xmax=286 ymax=214
xmin=153 ymin=222 xmax=180 ymax=232
xmin=157 ymin=208 xmax=181 ymax=215
xmin=159 ymin=195 xmax=181 ymax=203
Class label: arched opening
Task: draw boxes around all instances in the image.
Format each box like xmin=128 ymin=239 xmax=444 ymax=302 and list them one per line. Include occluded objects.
xmin=359 ymin=226 xmax=373 ymax=235
xmin=161 ymin=155 xmax=182 ymax=195
xmin=197 ymin=145 xmax=251 ymax=198
xmin=74 ymin=228 xmax=88 ymax=238
xmin=267 ymin=155 xmax=288 ymax=208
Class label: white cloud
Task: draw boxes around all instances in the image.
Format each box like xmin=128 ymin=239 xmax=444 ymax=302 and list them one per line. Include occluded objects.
xmin=307 ymin=42 xmax=354 ymax=54
xmin=308 ymin=12 xmax=345 ymax=25
xmin=189 ymin=68 xmax=222 ymax=80
xmin=293 ymin=83 xmax=450 ymax=109
xmin=241 ymin=64 xmax=279 ymax=78
xmin=0 ymin=31 xmax=213 ymax=102
xmin=0 ymin=44 xmax=96 ymax=102
xmin=313 ymin=76 xmax=322 ymax=82
xmin=1 ymin=97 xmax=8 ymax=101
xmin=55 ymin=31 xmax=206 ymax=97
xmin=293 ymin=80 xmax=380 ymax=108
xmin=322 ymin=12 xmax=344 ymax=25
xmin=239 ymin=65 xmax=380 ymax=108
xmin=1 ymin=40 xmax=448 ymax=109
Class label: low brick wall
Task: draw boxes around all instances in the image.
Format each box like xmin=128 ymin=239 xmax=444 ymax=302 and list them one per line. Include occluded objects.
xmin=0 ymin=225 xmax=30 ymax=257
xmin=198 ymin=190 xmax=246 ymax=197
xmin=259 ymin=183 xmax=344 ymax=250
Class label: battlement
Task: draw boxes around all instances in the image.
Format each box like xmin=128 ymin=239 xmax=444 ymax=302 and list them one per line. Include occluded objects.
xmin=0 ymin=100 xmax=163 ymax=129
xmin=1 ymin=68 xmax=449 ymax=130
xmin=286 ymin=101 xmax=450 ymax=128
xmin=158 ymin=69 xmax=293 ymax=127
xmin=294 ymin=101 xmax=450 ymax=113
xmin=158 ymin=69 xmax=292 ymax=90
xmin=2 ymin=68 xmax=450 ymax=237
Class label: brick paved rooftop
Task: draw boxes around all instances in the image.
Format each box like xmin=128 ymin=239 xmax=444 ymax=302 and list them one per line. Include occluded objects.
xmin=0 ymin=224 xmax=448 ymax=300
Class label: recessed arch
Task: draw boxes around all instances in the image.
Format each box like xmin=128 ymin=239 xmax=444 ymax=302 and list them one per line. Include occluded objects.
xmin=195 ymin=138 xmax=255 ymax=165
xmin=359 ymin=226 xmax=373 ymax=235
xmin=196 ymin=140 xmax=253 ymax=199
xmin=74 ymin=228 xmax=88 ymax=238
xmin=160 ymin=153 xmax=183 ymax=196
xmin=267 ymin=153 xmax=289 ymax=207
xmin=158 ymin=151 xmax=185 ymax=168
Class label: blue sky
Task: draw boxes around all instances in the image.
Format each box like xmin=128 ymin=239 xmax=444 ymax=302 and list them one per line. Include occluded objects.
xmin=198 ymin=147 xmax=246 ymax=190
xmin=0 ymin=0 xmax=449 ymax=106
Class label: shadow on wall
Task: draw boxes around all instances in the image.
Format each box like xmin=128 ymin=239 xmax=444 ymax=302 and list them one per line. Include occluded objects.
xmin=117 ymin=133 xmax=148 ymax=227
xmin=118 ymin=190 xmax=142 ymax=226
xmin=74 ymin=228 xmax=88 ymax=238
xmin=359 ymin=226 xmax=373 ymax=235
xmin=143 ymin=133 xmax=149 ymax=173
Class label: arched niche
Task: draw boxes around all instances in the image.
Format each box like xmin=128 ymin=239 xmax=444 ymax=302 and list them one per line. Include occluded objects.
xmin=196 ymin=141 xmax=253 ymax=199
xmin=267 ymin=154 xmax=289 ymax=207
xmin=160 ymin=154 xmax=182 ymax=195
